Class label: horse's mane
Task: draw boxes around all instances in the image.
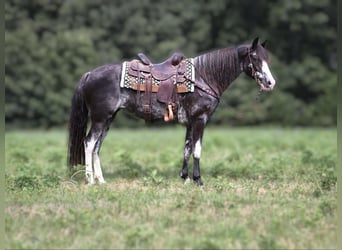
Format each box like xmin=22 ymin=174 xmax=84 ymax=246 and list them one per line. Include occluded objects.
xmin=194 ymin=47 xmax=241 ymax=94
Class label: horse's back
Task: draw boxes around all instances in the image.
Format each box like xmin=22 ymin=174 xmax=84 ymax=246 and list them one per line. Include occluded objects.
xmin=82 ymin=63 xmax=121 ymax=91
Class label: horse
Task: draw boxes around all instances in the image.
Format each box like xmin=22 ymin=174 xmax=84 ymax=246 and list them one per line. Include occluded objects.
xmin=67 ymin=37 xmax=276 ymax=186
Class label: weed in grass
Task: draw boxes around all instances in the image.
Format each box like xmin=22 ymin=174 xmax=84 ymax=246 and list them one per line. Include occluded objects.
xmin=319 ymin=200 xmax=336 ymax=217
xmin=195 ymin=239 xmax=221 ymax=250
xmin=316 ymin=156 xmax=336 ymax=191
xmin=10 ymin=149 xmax=30 ymax=164
xmin=301 ymin=149 xmax=336 ymax=192
xmin=6 ymin=173 xmax=61 ymax=192
xmin=125 ymin=225 xmax=154 ymax=248
xmin=14 ymin=175 xmax=40 ymax=191
xmin=258 ymin=234 xmax=280 ymax=250
xmin=142 ymin=169 xmax=164 ymax=186
xmin=67 ymin=164 xmax=86 ymax=183
xmin=113 ymin=152 xmax=146 ymax=179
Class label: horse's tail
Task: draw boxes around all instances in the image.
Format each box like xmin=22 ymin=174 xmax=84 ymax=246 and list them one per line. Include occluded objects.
xmin=67 ymin=72 xmax=90 ymax=168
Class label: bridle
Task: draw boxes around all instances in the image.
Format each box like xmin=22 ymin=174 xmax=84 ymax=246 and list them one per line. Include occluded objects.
xmin=246 ymin=48 xmax=270 ymax=93
xmin=246 ymin=49 xmax=259 ymax=83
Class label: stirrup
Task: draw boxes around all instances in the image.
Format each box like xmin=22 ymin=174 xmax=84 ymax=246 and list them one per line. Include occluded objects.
xmin=164 ymin=104 xmax=174 ymax=122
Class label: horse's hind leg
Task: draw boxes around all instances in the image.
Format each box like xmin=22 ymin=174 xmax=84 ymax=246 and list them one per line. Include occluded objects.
xmin=93 ymin=119 xmax=113 ymax=183
xmin=84 ymin=127 xmax=98 ymax=184
xmin=84 ymin=123 xmax=101 ymax=184
xmin=84 ymin=120 xmax=112 ymax=184
xmin=93 ymin=139 xmax=106 ymax=183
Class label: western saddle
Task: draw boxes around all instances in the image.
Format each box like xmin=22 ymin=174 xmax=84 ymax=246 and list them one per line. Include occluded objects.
xmin=125 ymin=51 xmax=192 ymax=122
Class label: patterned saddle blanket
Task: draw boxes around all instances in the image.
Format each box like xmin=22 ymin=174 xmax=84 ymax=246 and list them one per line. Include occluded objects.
xmin=120 ymin=58 xmax=195 ymax=97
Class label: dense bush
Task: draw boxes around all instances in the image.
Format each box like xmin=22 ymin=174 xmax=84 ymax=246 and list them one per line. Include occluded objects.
xmin=5 ymin=0 xmax=336 ymax=128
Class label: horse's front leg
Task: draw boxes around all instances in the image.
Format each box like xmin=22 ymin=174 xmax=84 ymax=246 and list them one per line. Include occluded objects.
xmin=192 ymin=118 xmax=206 ymax=186
xmin=180 ymin=125 xmax=193 ymax=183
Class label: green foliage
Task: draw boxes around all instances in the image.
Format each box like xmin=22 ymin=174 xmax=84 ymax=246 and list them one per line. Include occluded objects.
xmin=5 ymin=0 xmax=336 ymax=128
xmin=6 ymin=173 xmax=61 ymax=191
xmin=142 ymin=169 xmax=164 ymax=186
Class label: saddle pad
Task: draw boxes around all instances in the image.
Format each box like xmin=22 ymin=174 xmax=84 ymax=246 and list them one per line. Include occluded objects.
xmin=120 ymin=58 xmax=195 ymax=93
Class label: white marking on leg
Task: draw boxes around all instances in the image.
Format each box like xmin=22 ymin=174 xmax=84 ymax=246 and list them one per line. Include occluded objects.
xmin=85 ymin=137 xmax=96 ymax=184
xmin=184 ymin=177 xmax=191 ymax=185
xmin=262 ymin=60 xmax=276 ymax=88
xmin=193 ymin=139 xmax=202 ymax=159
xmin=93 ymin=153 xmax=106 ymax=184
xmin=184 ymin=139 xmax=192 ymax=159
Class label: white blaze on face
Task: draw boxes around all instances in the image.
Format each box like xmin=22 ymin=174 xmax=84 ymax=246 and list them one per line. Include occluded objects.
xmin=262 ymin=60 xmax=276 ymax=89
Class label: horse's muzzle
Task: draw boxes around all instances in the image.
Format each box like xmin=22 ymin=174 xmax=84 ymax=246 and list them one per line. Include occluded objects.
xmin=255 ymin=73 xmax=275 ymax=92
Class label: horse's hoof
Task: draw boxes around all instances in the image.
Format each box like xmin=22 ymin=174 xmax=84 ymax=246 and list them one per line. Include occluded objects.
xmin=85 ymin=173 xmax=95 ymax=185
xmin=194 ymin=178 xmax=203 ymax=186
xmin=95 ymin=176 xmax=107 ymax=184
xmin=85 ymin=180 xmax=95 ymax=185
xmin=180 ymin=171 xmax=188 ymax=179
xmin=184 ymin=177 xmax=191 ymax=185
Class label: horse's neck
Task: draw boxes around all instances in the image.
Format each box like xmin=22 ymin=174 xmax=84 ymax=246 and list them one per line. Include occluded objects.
xmin=194 ymin=47 xmax=242 ymax=96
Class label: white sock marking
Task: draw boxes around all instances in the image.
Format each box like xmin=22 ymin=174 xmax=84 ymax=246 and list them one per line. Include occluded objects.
xmin=184 ymin=177 xmax=191 ymax=185
xmin=85 ymin=137 xmax=96 ymax=184
xmin=93 ymin=153 xmax=106 ymax=184
xmin=193 ymin=140 xmax=202 ymax=159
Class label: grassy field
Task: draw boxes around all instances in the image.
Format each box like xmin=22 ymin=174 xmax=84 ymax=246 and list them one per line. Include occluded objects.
xmin=5 ymin=127 xmax=336 ymax=249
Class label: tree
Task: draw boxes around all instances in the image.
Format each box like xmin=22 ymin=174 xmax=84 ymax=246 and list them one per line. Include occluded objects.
xmin=5 ymin=0 xmax=336 ymax=128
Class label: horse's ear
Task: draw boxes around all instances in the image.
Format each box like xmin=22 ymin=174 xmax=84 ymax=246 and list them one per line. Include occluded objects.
xmin=251 ymin=37 xmax=259 ymax=51
xmin=261 ymin=40 xmax=268 ymax=48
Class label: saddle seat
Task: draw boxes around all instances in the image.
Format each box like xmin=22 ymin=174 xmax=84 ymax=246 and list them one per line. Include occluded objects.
xmin=137 ymin=52 xmax=185 ymax=80
xmin=138 ymin=51 xmax=184 ymax=67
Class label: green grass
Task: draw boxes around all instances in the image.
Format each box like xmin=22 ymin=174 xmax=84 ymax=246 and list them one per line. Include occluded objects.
xmin=5 ymin=127 xmax=336 ymax=249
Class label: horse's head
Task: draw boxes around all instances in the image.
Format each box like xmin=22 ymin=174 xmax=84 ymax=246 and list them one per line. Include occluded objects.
xmin=238 ymin=37 xmax=276 ymax=91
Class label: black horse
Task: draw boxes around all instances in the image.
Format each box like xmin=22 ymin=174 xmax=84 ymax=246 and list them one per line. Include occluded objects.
xmin=68 ymin=37 xmax=276 ymax=186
